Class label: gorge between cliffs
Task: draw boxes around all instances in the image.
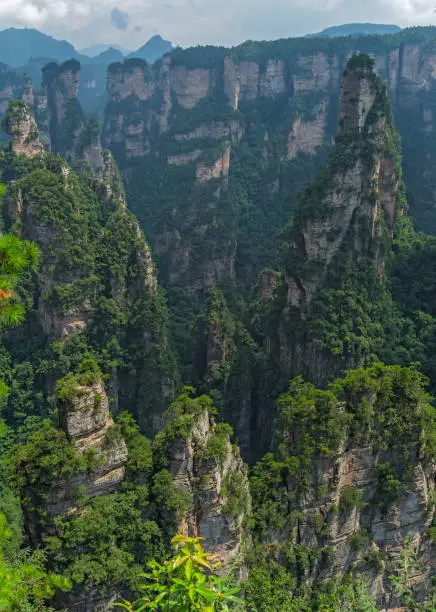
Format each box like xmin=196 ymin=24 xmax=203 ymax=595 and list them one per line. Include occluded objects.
xmin=0 ymin=26 xmax=434 ymax=612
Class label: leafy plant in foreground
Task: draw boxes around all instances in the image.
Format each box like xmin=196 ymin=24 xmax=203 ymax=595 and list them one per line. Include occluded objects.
xmin=116 ymin=534 xmax=245 ymax=611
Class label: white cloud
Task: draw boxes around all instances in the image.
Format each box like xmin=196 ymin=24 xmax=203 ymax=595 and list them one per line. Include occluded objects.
xmin=0 ymin=0 xmax=435 ymax=49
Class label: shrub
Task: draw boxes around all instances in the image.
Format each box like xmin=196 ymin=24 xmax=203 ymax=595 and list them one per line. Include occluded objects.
xmin=348 ymin=529 xmax=369 ymax=551
xmin=339 ymin=486 xmax=364 ymax=512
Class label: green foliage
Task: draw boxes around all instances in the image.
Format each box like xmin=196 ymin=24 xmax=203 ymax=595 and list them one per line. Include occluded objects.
xmin=13 ymin=420 xmax=89 ymax=491
xmin=245 ymin=556 xmax=379 ymax=611
xmin=1 ymin=101 xmax=28 ymax=135
xmin=346 ymin=53 xmax=376 ymax=71
xmin=151 ymin=470 xmax=192 ymax=524
xmin=116 ymin=534 xmax=245 ymax=611
xmin=331 ymin=363 xmax=435 ymax=459
xmin=153 ymin=387 xmax=215 ymax=468
xmin=55 ymin=358 xmax=102 ymax=402
xmin=389 ymin=536 xmax=436 ymax=610
xmin=375 ymin=462 xmax=405 ymax=504
xmin=0 ymin=512 xmax=71 ymax=611
xmin=348 ymin=529 xmax=369 ymax=552
xmin=278 ymin=377 xmax=350 ymax=461
xmin=200 ymin=422 xmax=233 ymax=462
xmin=0 ymin=149 xmax=178 ymax=434
xmin=0 ymin=234 xmax=39 ymax=328
xmin=245 ymin=561 xmax=297 ymax=611
xmin=222 ymin=471 xmax=249 ymax=519
xmin=116 ymin=411 xmax=153 ymax=475
xmin=339 ymin=486 xmax=364 ymax=513
xmin=249 ymin=363 xmax=435 ymax=605
xmin=46 ymin=490 xmax=164 ymax=591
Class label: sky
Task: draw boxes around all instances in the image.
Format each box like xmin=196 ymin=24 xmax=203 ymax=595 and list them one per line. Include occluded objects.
xmin=0 ymin=0 xmax=435 ymax=51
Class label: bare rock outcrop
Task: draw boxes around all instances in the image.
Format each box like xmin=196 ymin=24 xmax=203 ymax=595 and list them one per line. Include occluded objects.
xmin=287 ymin=104 xmax=328 ymax=159
xmin=21 ymin=74 xmax=34 ymax=108
xmin=49 ymin=376 xmax=128 ymax=518
xmin=170 ymin=65 xmax=213 ymax=109
xmin=261 ymin=366 xmax=436 ymax=610
xmin=196 ymin=145 xmax=231 ymax=184
xmin=282 ymin=56 xmax=399 ymax=354
xmin=2 ymin=99 xmax=44 ymax=157
xmin=42 ymin=59 xmax=85 ymax=159
xmin=158 ymin=396 xmax=251 ymax=570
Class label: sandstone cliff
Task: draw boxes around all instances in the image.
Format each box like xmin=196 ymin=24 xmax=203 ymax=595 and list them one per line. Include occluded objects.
xmin=15 ymin=367 xmax=129 ymax=611
xmin=51 ymin=373 xmax=128 ymax=523
xmin=100 ymin=28 xmax=436 ymax=306
xmin=251 ymin=364 xmax=435 ymax=610
xmin=278 ymin=55 xmax=400 ymax=383
xmin=2 ymin=99 xmax=44 ymax=157
xmin=0 ymin=64 xmax=22 ymax=116
xmin=155 ymin=390 xmax=251 ymax=571
xmin=42 ymin=59 xmax=85 ymax=159
xmin=2 ymin=135 xmax=177 ymax=436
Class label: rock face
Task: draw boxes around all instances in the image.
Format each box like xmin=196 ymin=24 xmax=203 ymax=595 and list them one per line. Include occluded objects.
xmin=42 ymin=59 xmax=85 ymax=159
xmin=2 ymin=100 xmax=44 ymax=157
xmin=0 ymin=65 xmax=23 ymax=115
xmin=287 ymin=106 xmax=328 ymax=159
xmin=51 ymin=378 xmax=128 ymax=518
xmin=20 ymin=374 xmax=128 ymax=612
xmin=161 ymin=400 xmax=251 ymax=570
xmin=292 ymin=446 xmax=434 ymax=608
xmin=33 ymin=87 xmax=51 ymax=150
xmin=100 ymin=29 xmax=436 ymax=304
xmin=279 ymin=56 xmax=400 ymax=382
xmin=21 ymin=74 xmax=34 ymax=108
xmin=4 ymin=145 xmax=176 ymax=435
xmin=253 ymin=365 xmax=435 ymax=610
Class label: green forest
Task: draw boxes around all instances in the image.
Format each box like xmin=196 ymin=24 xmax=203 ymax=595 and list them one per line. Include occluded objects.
xmin=0 ymin=25 xmax=434 ymax=612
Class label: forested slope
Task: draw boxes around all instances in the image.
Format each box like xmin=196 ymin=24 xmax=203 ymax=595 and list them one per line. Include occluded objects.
xmin=0 ymin=39 xmax=433 ymax=611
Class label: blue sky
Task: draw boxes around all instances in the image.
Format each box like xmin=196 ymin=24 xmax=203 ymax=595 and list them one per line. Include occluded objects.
xmin=0 ymin=0 xmax=435 ymax=50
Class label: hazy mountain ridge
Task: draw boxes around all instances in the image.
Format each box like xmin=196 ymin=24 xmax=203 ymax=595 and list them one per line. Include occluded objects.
xmin=306 ymin=22 xmax=402 ymax=38
xmin=0 ymin=27 xmax=173 ymax=66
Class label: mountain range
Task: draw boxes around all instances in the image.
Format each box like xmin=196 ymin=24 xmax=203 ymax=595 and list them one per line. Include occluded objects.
xmin=0 ymin=23 xmax=434 ymax=612
xmin=0 ymin=28 xmax=173 ymax=67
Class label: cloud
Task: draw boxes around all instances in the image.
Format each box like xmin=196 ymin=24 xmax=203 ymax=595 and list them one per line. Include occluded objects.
xmin=110 ymin=7 xmax=131 ymax=31
xmin=0 ymin=0 xmax=434 ymax=49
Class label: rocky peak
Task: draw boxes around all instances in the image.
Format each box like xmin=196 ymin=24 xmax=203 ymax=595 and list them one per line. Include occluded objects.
xmin=2 ymin=99 xmax=43 ymax=157
xmin=82 ymin=119 xmax=104 ymax=171
xmin=272 ymin=54 xmax=403 ymax=385
xmin=107 ymin=58 xmax=153 ymax=102
xmin=18 ymin=365 xmax=128 ymax=545
xmin=285 ymin=54 xmax=397 ymax=314
xmin=95 ymin=149 xmax=127 ymax=208
xmin=42 ymin=59 xmax=85 ymax=158
xmin=156 ymin=391 xmax=251 ymax=569
xmin=252 ymin=364 xmax=435 ymax=610
xmin=17 ymin=367 xmax=128 ymax=611
xmin=21 ymin=74 xmax=34 ymax=108
xmin=339 ymin=54 xmax=379 ymax=133
xmin=55 ymin=369 xmax=128 ymax=512
xmin=43 ymin=59 xmax=81 ymax=101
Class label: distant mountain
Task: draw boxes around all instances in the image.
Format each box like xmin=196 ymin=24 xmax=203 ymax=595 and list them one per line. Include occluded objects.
xmin=0 ymin=28 xmax=80 ymax=67
xmin=130 ymin=35 xmax=173 ymax=63
xmin=79 ymin=44 xmax=130 ymax=58
xmin=306 ymin=23 xmax=402 ymax=38
xmin=89 ymin=48 xmax=125 ymax=65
